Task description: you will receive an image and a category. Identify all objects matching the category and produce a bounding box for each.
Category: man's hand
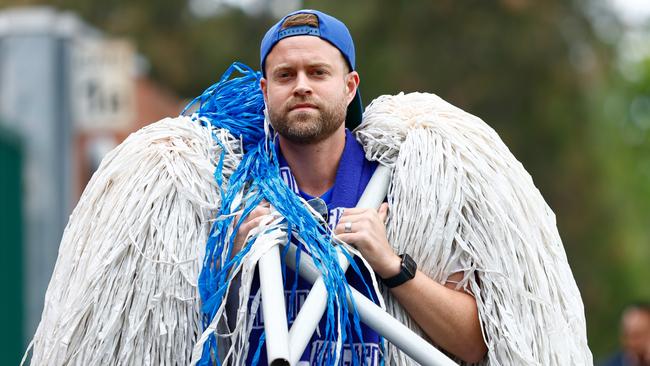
[333,202,401,278]
[334,201,487,362]
[232,202,271,255]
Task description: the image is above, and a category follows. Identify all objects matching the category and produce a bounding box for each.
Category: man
[234,9,487,364]
[604,303,650,366]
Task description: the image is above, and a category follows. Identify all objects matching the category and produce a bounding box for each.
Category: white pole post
[283,243,458,366]
[258,244,291,365]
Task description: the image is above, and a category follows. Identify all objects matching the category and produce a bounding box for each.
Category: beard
[268,95,348,145]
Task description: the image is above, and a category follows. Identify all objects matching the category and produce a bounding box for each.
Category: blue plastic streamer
[184,63,373,366]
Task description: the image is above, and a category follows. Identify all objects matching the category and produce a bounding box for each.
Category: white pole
[287,248,348,364]
[349,285,458,366]
[283,243,458,366]
[354,165,393,209]
[258,244,291,366]
[287,165,392,364]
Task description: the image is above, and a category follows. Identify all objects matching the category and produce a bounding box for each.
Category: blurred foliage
[3,0,650,359]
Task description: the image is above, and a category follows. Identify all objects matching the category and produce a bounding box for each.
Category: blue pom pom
[182,62,265,151]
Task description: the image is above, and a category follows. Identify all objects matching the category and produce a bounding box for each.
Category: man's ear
[260,78,268,104]
[345,71,360,104]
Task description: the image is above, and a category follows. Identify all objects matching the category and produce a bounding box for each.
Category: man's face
[622,308,650,363]
[261,36,359,145]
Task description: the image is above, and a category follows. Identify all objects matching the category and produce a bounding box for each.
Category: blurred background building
[1,0,649,364]
[0,6,182,364]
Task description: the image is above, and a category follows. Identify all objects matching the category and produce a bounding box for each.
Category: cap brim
[345,89,363,130]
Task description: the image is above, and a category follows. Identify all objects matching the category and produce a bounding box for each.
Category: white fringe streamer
[356,92,592,366]
[24,116,242,366]
[189,203,291,366]
[25,92,592,366]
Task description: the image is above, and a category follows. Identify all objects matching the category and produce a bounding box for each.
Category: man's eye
[312,69,326,76]
[276,71,292,79]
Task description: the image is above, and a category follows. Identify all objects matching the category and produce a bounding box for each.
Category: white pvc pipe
[355,165,393,209]
[287,249,347,364]
[287,165,392,364]
[349,286,458,366]
[283,243,458,366]
[258,244,290,366]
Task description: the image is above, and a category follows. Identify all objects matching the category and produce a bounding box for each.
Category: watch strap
[381,253,417,288]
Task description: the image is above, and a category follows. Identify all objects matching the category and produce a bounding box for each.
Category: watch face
[402,254,417,278]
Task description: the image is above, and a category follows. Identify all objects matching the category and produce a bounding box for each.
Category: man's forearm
[389,271,488,363]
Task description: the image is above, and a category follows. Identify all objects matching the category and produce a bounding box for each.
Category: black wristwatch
[381,253,417,288]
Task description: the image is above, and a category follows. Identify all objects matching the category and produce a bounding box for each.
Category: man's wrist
[380,253,418,288]
[376,253,402,279]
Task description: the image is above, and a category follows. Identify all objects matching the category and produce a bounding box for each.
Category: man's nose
[293,72,312,96]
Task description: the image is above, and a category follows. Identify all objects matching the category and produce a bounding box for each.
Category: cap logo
[278,25,320,40]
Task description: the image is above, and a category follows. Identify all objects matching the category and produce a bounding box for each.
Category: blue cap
[260,9,363,130]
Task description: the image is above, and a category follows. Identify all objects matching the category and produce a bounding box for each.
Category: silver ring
[344,221,352,233]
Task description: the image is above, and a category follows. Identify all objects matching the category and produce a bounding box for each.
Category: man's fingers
[233,209,273,254]
[338,208,384,228]
[378,202,389,223]
[338,210,372,224]
[242,205,271,223]
[336,233,362,247]
[234,204,270,226]
[252,205,272,215]
[242,215,268,231]
[340,207,370,216]
[334,217,371,236]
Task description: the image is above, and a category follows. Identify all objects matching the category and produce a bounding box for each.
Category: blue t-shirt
[246,130,382,365]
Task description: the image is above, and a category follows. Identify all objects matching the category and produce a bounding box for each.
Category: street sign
[70,39,135,131]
